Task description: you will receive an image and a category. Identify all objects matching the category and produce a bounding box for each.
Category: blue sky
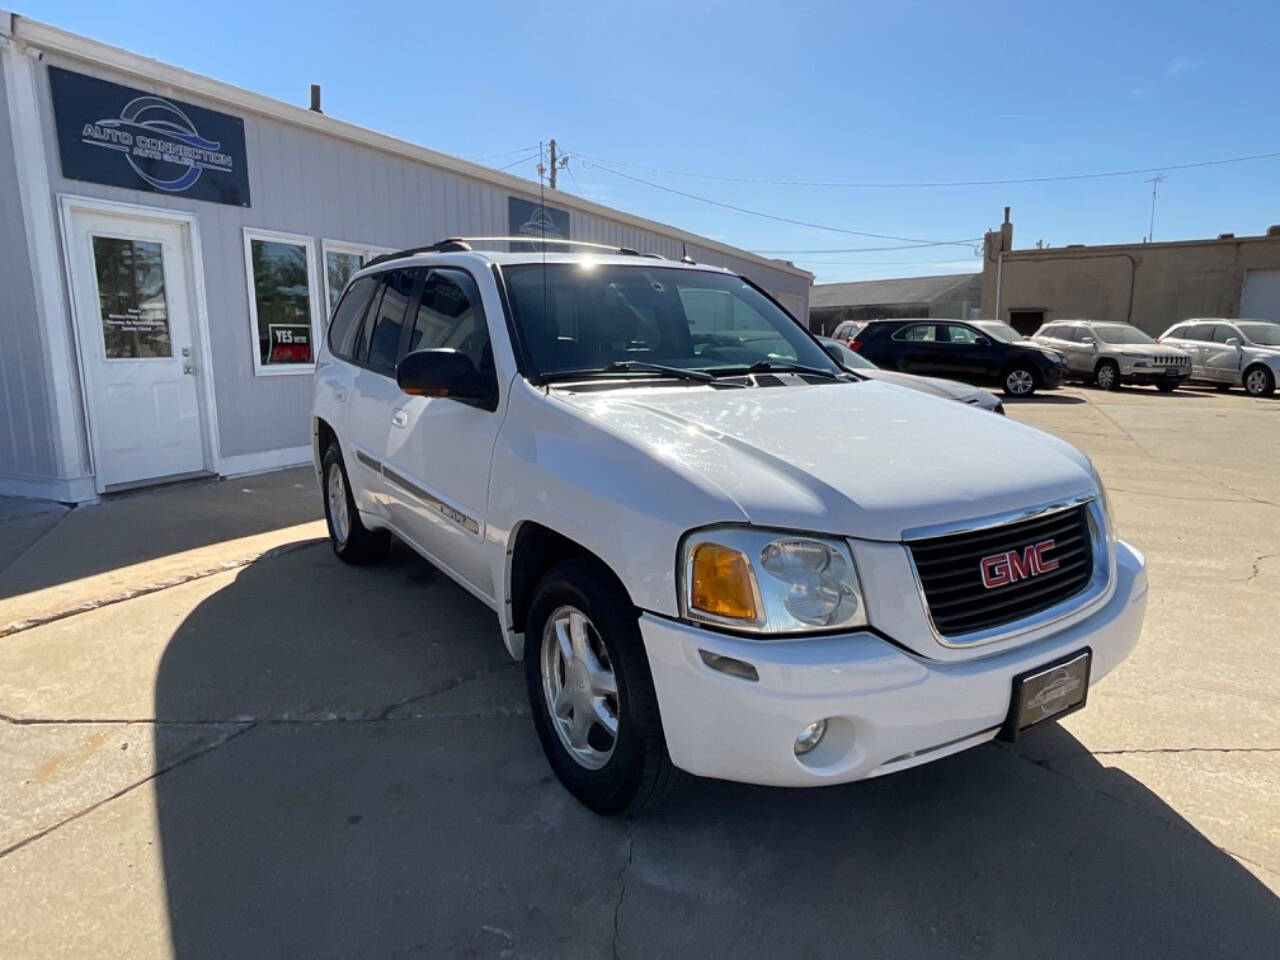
[19,0,1280,283]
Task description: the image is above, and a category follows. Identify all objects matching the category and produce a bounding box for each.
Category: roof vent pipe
[1267,225,1280,237]
[309,84,322,113]
[1218,232,1235,240]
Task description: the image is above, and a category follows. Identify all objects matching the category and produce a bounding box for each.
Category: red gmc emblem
[980,539,1059,589]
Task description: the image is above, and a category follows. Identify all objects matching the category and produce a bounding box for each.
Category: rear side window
[408,269,493,372]
[364,269,416,373]
[1184,323,1214,341]
[327,275,377,360]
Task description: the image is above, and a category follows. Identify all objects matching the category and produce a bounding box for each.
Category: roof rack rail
[364,238,471,267]
[364,236,657,268]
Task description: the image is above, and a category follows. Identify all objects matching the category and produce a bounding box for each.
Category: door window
[408,269,493,372]
[895,324,936,342]
[1209,325,1238,343]
[1184,323,1214,341]
[91,236,172,359]
[365,269,416,373]
[943,324,981,345]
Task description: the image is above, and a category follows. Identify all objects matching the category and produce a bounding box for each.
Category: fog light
[794,719,827,755]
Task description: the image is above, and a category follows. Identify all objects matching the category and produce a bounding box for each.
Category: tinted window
[1184,323,1214,341]
[365,269,415,372]
[1236,321,1280,346]
[897,324,936,342]
[1209,324,1237,344]
[409,269,492,371]
[327,275,378,360]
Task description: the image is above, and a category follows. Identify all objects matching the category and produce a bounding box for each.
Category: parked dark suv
[849,318,1067,397]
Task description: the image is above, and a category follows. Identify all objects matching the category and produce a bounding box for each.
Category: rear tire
[1244,365,1276,397]
[322,444,390,565]
[524,557,681,815]
[1094,360,1120,391]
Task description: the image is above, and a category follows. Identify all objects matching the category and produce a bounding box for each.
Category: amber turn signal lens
[690,543,757,621]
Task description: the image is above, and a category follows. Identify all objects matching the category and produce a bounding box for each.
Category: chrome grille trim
[904,497,1113,648]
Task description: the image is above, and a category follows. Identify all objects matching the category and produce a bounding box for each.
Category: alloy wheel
[1006,369,1035,396]
[1245,368,1271,396]
[540,605,619,770]
[1096,364,1117,390]
[326,463,350,546]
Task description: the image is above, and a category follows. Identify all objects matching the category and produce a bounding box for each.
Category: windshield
[820,338,876,369]
[1094,325,1155,345]
[974,321,1023,343]
[1237,322,1280,346]
[502,263,840,379]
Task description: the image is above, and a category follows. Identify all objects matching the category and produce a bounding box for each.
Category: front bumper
[641,540,1147,787]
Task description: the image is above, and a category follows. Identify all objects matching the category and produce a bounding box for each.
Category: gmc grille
[908,504,1094,638]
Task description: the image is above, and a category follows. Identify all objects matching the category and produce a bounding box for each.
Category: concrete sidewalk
[0,467,325,636]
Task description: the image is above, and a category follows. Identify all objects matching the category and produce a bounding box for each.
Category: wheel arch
[1243,361,1276,394]
[505,521,632,659]
[312,416,338,482]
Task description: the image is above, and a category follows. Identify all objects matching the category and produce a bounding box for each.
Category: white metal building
[0,12,812,503]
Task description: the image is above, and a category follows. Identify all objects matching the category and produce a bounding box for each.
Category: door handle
[391,410,408,428]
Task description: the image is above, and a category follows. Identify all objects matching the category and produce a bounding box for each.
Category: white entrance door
[64,206,208,491]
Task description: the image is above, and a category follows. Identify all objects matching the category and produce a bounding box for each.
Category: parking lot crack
[612,831,634,960]
[373,661,519,720]
[1234,552,1280,584]
[0,721,256,860]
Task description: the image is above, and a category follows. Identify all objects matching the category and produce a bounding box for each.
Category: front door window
[92,236,172,359]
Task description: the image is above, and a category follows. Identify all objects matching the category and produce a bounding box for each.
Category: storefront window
[92,236,171,359]
[246,233,316,370]
[325,250,364,315]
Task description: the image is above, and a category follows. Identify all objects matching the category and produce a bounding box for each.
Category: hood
[1112,344,1189,359]
[554,380,1094,541]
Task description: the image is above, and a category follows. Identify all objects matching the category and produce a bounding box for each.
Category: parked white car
[1156,318,1280,396]
[312,240,1148,814]
[1032,319,1192,391]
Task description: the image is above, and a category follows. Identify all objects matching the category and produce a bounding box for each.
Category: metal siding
[0,58,59,481]
[36,52,810,461]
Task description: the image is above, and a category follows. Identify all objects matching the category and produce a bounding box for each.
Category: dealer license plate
[1000,649,1091,740]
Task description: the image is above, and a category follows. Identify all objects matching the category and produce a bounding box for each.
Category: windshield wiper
[714,359,843,380]
[539,360,714,384]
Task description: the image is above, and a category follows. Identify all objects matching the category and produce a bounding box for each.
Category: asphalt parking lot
[1,383,1278,959]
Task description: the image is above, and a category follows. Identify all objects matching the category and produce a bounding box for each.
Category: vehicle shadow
[152,547,1280,959]
[0,467,320,601]
[1002,393,1086,406]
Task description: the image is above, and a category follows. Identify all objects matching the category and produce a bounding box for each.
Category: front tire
[321,444,390,564]
[524,557,680,815]
[1002,365,1037,397]
[1244,365,1276,397]
[1094,360,1120,391]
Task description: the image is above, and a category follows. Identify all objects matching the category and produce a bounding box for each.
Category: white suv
[1156,318,1280,397]
[312,239,1147,814]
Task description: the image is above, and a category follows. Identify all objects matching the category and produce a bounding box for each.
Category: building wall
[981,233,1280,336]
[0,54,60,483]
[31,49,811,462]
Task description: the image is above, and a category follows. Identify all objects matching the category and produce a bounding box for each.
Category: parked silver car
[1032,319,1192,392]
[1156,318,1280,397]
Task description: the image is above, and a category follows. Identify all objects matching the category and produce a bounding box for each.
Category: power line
[578,157,980,246]
[754,244,983,254]
[475,144,540,161]
[495,150,541,172]
[574,149,1280,189]
[794,256,982,266]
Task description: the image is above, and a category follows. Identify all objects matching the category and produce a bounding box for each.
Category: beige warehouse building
[980,209,1280,336]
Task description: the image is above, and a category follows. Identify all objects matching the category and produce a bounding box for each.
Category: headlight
[1089,462,1117,542]
[1132,356,1153,368]
[681,528,868,634]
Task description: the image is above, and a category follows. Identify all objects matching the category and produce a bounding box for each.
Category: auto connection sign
[48,66,251,207]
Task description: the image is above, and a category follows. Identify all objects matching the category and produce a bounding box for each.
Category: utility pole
[548,139,558,190]
[1145,174,1165,242]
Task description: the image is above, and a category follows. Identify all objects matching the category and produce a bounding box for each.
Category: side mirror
[1226,337,1242,347]
[974,336,991,346]
[397,348,492,403]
